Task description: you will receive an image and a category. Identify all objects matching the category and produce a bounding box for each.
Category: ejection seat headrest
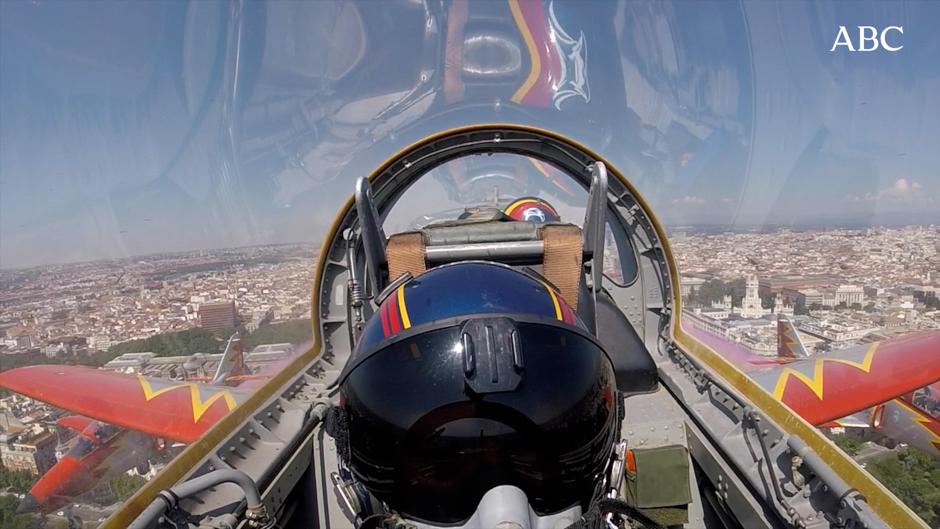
[385,218,583,310]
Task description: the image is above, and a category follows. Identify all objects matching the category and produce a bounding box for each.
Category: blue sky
[1,1,938,268]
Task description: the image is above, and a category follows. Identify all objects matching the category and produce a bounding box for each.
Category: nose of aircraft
[16,494,39,514]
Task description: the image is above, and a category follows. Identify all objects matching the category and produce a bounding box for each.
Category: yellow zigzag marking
[138,376,238,423]
[508,0,540,104]
[781,328,800,355]
[772,343,879,400]
[896,399,940,451]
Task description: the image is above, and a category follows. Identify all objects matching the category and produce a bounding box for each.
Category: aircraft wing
[682,320,788,370]
[751,331,940,426]
[0,365,251,443]
[882,398,940,454]
[819,411,871,429]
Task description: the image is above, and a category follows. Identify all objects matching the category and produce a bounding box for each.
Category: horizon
[2,222,936,273]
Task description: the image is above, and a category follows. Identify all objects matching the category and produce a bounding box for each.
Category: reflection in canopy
[1,0,938,526]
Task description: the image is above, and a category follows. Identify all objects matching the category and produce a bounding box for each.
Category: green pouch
[622,445,692,526]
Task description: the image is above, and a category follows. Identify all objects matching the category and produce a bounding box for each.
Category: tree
[242,319,312,351]
[831,434,863,456]
[107,328,222,358]
[868,448,940,528]
[727,278,748,306]
[793,301,809,316]
[1,351,64,373]
[0,495,35,529]
[110,473,147,502]
[0,467,36,494]
[759,292,775,309]
[687,279,747,307]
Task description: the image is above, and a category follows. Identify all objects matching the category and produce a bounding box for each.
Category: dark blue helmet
[355,261,579,351]
[339,262,617,524]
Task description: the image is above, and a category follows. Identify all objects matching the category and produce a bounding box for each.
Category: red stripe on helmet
[387,293,403,334]
[559,297,577,324]
[380,301,391,337]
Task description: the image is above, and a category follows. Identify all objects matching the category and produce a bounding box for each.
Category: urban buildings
[676,226,940,357]
[0,244,314,358]
[0,425,57,475]
[198,301,238,334]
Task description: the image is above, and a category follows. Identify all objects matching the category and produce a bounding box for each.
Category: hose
[127,469,272,529]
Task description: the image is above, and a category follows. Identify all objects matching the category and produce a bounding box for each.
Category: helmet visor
[342,322,617,523]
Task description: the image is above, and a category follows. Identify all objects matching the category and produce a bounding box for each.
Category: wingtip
[16,494,39,514]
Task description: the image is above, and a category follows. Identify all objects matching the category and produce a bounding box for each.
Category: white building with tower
[774,296,794,316]
[737,275,766,318]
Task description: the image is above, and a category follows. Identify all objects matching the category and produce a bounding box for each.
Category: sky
[1,0,939,269]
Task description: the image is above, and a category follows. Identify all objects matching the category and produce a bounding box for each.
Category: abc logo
[830,26,903,52]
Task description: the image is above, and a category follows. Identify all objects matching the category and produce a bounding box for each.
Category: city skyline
[2,226,935,379]
[1,221,938,272]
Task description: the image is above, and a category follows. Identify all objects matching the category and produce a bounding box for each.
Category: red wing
[0,365,250,443]
[752,331,940,425]
[57,414,95,432]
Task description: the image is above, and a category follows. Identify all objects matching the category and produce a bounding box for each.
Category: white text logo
[830,26,903,52]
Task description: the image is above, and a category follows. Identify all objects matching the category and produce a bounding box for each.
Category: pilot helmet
[337,262,618,524]
[503,197,561,223]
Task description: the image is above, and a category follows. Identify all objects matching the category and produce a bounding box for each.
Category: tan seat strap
[541,225,583,310]
[386,232,427,281]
